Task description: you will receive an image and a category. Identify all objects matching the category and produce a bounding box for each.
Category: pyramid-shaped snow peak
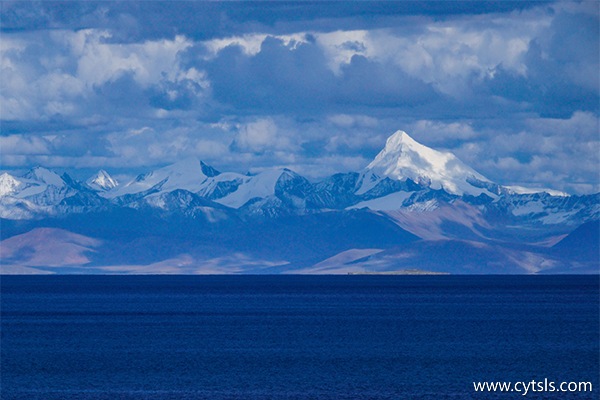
[87,170,118,191]
[364,130,493,196]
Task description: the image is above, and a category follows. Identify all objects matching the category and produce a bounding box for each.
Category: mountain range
[1,130,598,274]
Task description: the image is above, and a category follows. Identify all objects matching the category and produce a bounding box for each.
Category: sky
[1,1,598,194]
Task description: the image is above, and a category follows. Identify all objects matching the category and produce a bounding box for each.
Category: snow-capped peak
[24,167,66,188]
[106,158,210,198]
[87,170,118,191]
[362,130,492,196]
[0,173,22,196]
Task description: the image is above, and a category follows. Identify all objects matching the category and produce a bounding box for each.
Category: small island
[348,269,450,275]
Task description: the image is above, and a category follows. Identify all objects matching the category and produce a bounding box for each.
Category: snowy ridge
[349,190,413,211]
[24,167,65,188]
[105,158,208,198]
[214,169,291,208]
[196,171,246,200]
[503,185,568,197]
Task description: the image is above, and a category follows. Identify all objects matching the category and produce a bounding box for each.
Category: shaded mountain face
[552,220,600,261]
[0,131,598,274]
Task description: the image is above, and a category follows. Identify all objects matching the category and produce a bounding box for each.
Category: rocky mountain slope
[1,131,597,274]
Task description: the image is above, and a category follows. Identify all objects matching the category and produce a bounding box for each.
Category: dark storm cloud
[1,1,551,40]
[335,55,438,107]
[205,38,439,115]
[484,53,598,118]
[205,36,336,114]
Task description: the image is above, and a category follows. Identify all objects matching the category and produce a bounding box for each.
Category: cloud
[335,55,439,107]
[1,2,550,42]
[0,135,51,156]
[328,114,379,129]
[0,2,597,194]
[0,29,203,122]
[454,112,600,193]
[105,124,231,167]
[74,31,193,88]
[4,4,593,122]
[409,120,478,145]
[231,118,295,154]
[480,4,599,117]
[203,33,440,114]
[194,5,592,118]
[526,111,599,141]
[205,36,336,113]
[320,12,547,99]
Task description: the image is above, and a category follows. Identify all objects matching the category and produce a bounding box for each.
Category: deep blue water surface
[1,275,598,399]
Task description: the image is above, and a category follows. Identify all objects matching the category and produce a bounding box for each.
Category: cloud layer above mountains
[1,1,598,194]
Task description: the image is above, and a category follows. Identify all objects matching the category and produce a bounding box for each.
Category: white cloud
[328,114,378,128]
[0,135,51,155]
[197,9,549,99]
[194,140,229,158]
[204,34,269,57]
[233,118,295,154]
[203,32,308,57]
[73,30,193,88]
[315,30,370,74]
[104,124,230,167]
[526,111,599,139]
[409,120,478,144]
[457,112,600,193]
[361,16,545,97]
[0,29,203,121]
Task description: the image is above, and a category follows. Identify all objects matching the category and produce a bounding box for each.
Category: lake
[1,275,598,399]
